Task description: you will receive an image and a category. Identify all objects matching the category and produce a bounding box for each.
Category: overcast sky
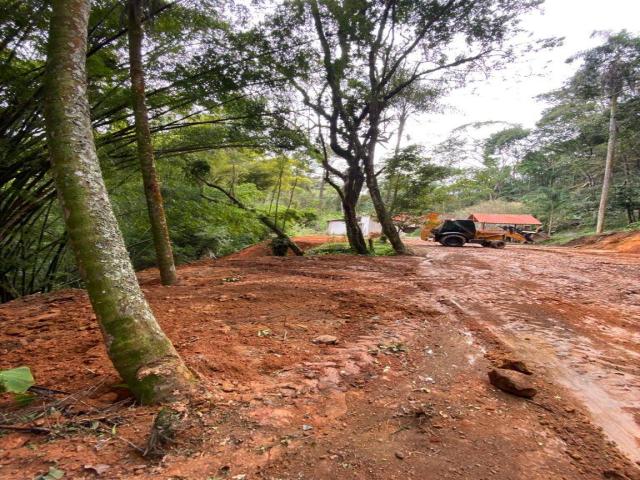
[405,0,640,152]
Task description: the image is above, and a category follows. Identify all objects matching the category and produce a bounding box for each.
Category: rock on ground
[488,368,538,399]
[500,359,533,375]
[312,335,338,345]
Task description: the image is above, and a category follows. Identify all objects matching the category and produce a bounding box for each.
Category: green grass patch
[540,228,594,245]
[307,241,395,256]
[625,221,640,231]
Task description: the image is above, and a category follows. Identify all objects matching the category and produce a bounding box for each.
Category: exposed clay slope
[0,240,638,479]
[565,229,640,254]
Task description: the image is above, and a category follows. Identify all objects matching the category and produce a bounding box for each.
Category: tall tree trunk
[317,130,368,254]
[342,167,368,254]
[127,0,177,285]
[282,173,299,230]
[44,0,194,404]
[621,155,636,224]
[364,157,408,254]
[596,94,618,234]
[362,105,407,255]
[273,160,285,226]
[389,174,402,215]
[625,203,635,224]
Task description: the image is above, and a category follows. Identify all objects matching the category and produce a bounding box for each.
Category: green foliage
[382,145,452,214]
[540,227,596,245]
[34,466,65,480]
[370,242,396,256]
[625,221,640,231]
[0,0,308,301]
[568,30,640,100]
[307,243,354,255]
[0,366,35,394]
[307,241,394,257]
[425,32,640,235]
[108,158,270,268]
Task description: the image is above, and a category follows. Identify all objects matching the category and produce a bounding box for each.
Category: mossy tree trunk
[44,0,194,404]
[317,133,368,254]
[127,0,177,285]
[341,168,369,254]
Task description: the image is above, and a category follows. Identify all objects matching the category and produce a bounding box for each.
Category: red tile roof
[468,213,542,225]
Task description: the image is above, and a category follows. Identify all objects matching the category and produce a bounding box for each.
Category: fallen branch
[96,426,144,454]
[28,385,69,396]
[0,424,51,434]
[199,179,303,256]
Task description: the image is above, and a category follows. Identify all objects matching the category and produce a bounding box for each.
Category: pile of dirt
[227,235,338,259]
[564,229,640,254]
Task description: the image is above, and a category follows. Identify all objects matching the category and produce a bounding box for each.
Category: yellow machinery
[420,213,442,241]
[420,214,535,248]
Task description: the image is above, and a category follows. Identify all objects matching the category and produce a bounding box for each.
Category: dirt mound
[227,235,339,258]
[564,229,640,254]
[227,240,272,258]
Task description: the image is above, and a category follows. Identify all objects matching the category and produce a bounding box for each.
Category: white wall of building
[327,220,347,235]
[326,215,382,236]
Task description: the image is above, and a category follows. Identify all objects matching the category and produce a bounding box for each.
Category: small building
[326,215,382,237]
[468,213,542,231]
[326,218,348,236]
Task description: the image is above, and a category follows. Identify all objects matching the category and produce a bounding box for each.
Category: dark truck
[430,219,532,248]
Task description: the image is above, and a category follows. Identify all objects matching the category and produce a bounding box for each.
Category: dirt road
[410,241,640,464]
[0,239,639,479]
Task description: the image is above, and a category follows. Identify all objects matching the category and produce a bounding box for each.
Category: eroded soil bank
[0,239,638,479]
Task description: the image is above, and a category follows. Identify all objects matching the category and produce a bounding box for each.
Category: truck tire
[491,240,506,249]
[440,235,466,247]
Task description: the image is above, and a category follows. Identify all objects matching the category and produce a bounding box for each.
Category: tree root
[144,407,182,458]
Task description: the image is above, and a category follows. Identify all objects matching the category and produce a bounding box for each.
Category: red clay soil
[564,230,640,254]
[1,238,639,479]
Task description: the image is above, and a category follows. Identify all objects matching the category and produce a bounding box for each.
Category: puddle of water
[553,362,640,462]
[497,318,640,463]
